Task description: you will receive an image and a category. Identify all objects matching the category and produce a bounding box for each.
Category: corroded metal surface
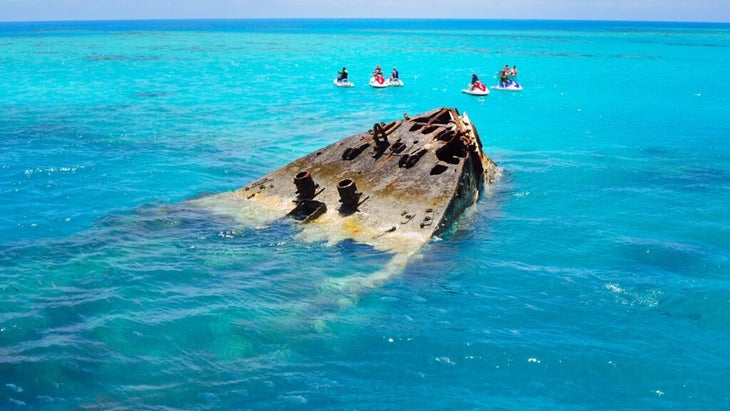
[194,107,499,254]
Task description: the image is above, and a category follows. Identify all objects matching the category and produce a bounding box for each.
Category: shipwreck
[194,107,499,256]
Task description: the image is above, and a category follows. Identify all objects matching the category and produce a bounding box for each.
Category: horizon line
[2,17,729,25]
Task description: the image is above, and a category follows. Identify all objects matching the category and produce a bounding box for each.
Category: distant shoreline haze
[1,18,729,30]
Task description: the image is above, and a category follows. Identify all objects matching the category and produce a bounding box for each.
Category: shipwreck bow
[194,107,499,256]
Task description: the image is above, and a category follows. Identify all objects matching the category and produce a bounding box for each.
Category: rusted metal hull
[195,107,498,254]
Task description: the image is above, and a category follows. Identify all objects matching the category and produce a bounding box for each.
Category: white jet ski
[493,79,523,91]
[369,75,389,88]
[461,81,490,96]
[387,77,404,87]
[334,78,355,87]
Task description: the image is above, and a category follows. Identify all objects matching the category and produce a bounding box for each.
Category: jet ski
[387,77,404,87]
[493,79,522,91]
[369,75,389,88]
[334,78,354,87]
[461,81,489,96]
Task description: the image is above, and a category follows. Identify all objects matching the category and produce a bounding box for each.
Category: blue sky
[1,0,729,22]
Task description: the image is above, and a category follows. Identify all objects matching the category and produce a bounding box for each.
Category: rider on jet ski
[468,73,484,91]
[337,67,349,82]
[390,67,399,81]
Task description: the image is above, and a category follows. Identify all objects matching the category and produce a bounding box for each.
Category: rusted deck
[193,107,498,254]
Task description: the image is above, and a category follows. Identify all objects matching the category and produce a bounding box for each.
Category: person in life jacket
[500,69,510,87]
[390,67,399,80]
[469,73,484,91]
[372,64,385,84]
[337,67,348,82]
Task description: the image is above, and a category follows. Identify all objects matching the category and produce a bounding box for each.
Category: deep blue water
[1,19,729,410]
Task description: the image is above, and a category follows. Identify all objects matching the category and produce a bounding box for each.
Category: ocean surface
[1,19,729,410]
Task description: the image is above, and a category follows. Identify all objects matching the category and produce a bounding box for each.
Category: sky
[1,0,729,23]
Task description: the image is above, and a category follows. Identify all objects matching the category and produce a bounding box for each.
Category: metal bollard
[294,171,316,199]
[337,178,361,209]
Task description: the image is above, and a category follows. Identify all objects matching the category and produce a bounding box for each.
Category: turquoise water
[2,19,730,409]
